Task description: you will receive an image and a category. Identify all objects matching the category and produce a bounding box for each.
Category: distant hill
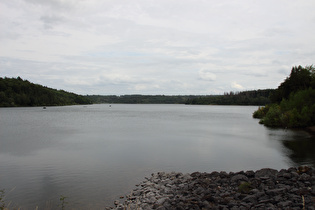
[0,77,92,107]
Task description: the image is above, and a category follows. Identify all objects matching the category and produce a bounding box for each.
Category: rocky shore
[107,166,315,210]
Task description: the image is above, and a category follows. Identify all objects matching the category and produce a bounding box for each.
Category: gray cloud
[1,0,315,95]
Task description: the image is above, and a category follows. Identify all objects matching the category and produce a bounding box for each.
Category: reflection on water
[265,127,315,167]
[282,132,315,167]
[0,104,314,209]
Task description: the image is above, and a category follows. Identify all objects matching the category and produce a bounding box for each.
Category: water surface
[0,104,314,209]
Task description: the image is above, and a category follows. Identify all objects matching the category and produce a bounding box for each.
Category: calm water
[0,104,314,209]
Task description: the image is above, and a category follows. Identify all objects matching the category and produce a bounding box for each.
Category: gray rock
[245,170,255,177]
[277,201,292,208]
[249,188,260,195]
[231,174,248,183]
[156,197,167,205]
[265,187,287,196]
[299,173,311,181]
[255,168,278,178]
[242,195,257,203]
[109,167,315,210]
[283,173,292,179]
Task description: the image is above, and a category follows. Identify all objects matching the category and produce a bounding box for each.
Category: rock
[242,195,257,203]
[299,173,311,181]
[245,170,255,177]
[114,200,119,206]
[265,188,287,196]
[278,201,292,208]
[156,197,167,205]
[109,167,315,210]
[255,168,278,178]
[283,172,292,179]
[231,174,248,183]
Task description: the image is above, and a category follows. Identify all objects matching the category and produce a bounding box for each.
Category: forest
[87,94,199,104]
[0,76,274,107]
[87,90,273,105]
[253,65,315,128]
[184,89,273,105]
[0,77,92,107]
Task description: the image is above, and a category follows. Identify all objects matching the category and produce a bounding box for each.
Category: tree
[253,65,315,128]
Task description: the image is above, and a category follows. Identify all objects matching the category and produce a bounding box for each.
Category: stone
[283,173,292,179]
[116,204,124,210]
[109,167,315,210]
[114,200,119,206]
[245,170,255,177]
[265,188,287,196]
[255,168,278,178]
[299,173,311,181]
[249,188,260,195]
[277,201,292,208]
[191,172,202,177]
[231,174,248,183]
[242,195,257,203]
[156,197,167,205]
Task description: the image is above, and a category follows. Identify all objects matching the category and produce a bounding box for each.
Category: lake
[0,104,314,209]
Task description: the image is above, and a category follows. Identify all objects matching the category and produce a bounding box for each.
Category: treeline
[253,65,315,128]
[87,90,273,105]
[87,94,198,104]
[185,89,273,105]
[0,77,92,107]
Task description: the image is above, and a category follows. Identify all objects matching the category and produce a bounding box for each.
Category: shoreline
[107,167,315,210]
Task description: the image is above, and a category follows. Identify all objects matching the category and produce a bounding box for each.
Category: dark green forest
[87,90,273,105]
[253,65,315,128]
[0,76,275,107]
[185,89,273,105]
[0,77,92,107]
[87,94,199,104]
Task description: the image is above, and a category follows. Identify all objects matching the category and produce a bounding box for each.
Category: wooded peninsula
[0,77,92,107]
[253,65,315,128]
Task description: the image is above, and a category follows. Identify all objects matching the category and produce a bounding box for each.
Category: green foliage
[253,105,270,119]
[87,90,273,105]
[0,77,92,107]
[263,89,315,128]
[260,104,282,127]
[87,94,200,104]
[238,182,252,194]
[185,89,274,105]
[270,65,314,103]
[254,65,315,128]
[59,195,68,210]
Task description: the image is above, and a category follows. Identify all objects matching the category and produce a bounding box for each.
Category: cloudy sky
[1,0,314,95]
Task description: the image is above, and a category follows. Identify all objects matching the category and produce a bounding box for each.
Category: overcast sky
[1,0,314,95]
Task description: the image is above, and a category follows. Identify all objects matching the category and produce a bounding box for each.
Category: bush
[253,105,269,119]
[256,88,315,128]
[261,105,282,127]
